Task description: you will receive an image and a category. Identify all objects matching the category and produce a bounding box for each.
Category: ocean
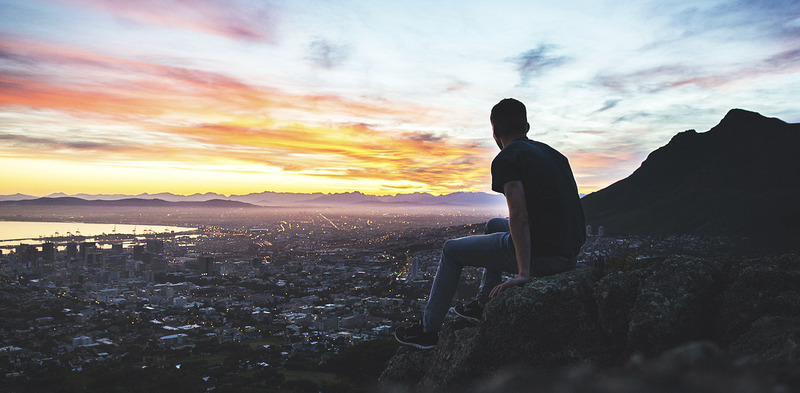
[0,221,194,247]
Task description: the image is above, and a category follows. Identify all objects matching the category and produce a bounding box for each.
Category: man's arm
[489,180,531,298]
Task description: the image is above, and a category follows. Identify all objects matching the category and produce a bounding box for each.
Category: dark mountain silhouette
[581,109,800,243]
[0,197,257,208]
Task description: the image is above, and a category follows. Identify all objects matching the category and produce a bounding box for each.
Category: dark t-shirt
[491,137,586,258]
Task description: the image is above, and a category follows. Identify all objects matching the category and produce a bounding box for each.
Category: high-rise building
[79,242,96,264]
[104,254,125,272]
[586,225,593,237]
[146,239,164,254]
[199,254,215,276]
[40,243,55,263]
[65,243,78,260]
[132,245,145,261]
[15,244,37,268]
[149,255,167,273]
[86,252,103,269]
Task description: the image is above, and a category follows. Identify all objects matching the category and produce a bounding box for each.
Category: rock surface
[379,254,800,392]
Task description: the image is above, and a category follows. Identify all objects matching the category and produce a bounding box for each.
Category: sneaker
[394,322,438,350]
[451,301,483,323]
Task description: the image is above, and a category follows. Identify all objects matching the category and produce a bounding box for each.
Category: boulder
[717,254,800,344]
[379,254,800,392]
[594,271,640,354]
[465,341,799,393]
[625,257,722,356]
[381,264,603,392]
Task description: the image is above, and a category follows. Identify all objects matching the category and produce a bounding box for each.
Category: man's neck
[499,134,528,148]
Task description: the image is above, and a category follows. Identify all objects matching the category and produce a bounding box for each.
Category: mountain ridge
[581,108,800,243]
[0,197,257,208]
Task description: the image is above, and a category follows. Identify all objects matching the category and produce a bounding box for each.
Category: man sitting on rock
[395,98,586,349]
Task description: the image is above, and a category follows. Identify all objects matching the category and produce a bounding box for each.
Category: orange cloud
[160,121,492,189]
[566,151,643,194]
[0,36,494,195]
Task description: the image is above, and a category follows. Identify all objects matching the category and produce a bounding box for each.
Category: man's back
[491,137,585,258]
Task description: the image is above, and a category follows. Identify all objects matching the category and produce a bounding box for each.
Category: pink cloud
[68,0,279,43]
[598,46,800,93]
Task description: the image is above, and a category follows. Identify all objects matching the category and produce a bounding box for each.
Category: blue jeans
[422,218,576,332]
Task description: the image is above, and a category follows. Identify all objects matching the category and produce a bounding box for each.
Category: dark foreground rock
[379,254,800,392]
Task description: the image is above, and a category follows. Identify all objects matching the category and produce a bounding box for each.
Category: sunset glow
[2,0,799,196]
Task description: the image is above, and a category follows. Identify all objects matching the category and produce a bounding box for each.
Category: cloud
[68,0,279,42]
[762,47,800,69]
[306,38,350,69]
[0,36,493,194]
[669,46,800,89]
[0,132,154,156]
[567,149,647,193]
[594,99,622,113]
[443,80,470,93]
[606,2,800,95]
[572,130,608,136]
[719,0,799,39]
[402,132,444,143]
[156,121,493,191]
[509,44,568,85]
[0,36,424,120]
[596,65,694,94]
[595,42,800,95]
[645,0,800,46]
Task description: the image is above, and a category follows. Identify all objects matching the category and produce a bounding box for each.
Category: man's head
[491,98,530,149]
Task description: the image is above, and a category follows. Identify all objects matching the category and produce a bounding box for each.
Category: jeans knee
[441,239,465,266]
[485,217,508,234]
[442,239,456,256]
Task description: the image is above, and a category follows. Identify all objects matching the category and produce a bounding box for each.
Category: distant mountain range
[0,197,254,208]
[581,108,800,242]
[0,191,507,208]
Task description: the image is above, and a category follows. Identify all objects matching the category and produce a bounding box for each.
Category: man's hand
[489,274,530,298]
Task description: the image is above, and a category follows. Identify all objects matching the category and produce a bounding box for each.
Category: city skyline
[2,0,799,197]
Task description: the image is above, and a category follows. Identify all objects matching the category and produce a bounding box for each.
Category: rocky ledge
[379,253,800,392]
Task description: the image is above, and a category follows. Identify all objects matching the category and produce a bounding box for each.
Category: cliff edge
[379,254,800,392]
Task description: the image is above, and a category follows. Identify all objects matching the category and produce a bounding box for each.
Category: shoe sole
[394,332,436,350]
[450,306,481,323]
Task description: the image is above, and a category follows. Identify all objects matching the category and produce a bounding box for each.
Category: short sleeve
[491,151,523,194]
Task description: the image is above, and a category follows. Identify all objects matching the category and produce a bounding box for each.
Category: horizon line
[1,190,521,198]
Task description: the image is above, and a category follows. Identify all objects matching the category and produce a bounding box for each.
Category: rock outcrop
[379,254,800,392]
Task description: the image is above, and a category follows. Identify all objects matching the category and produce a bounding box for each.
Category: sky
[1,0,799,197]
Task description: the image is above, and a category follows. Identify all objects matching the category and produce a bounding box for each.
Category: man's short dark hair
[491,98,528,137]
